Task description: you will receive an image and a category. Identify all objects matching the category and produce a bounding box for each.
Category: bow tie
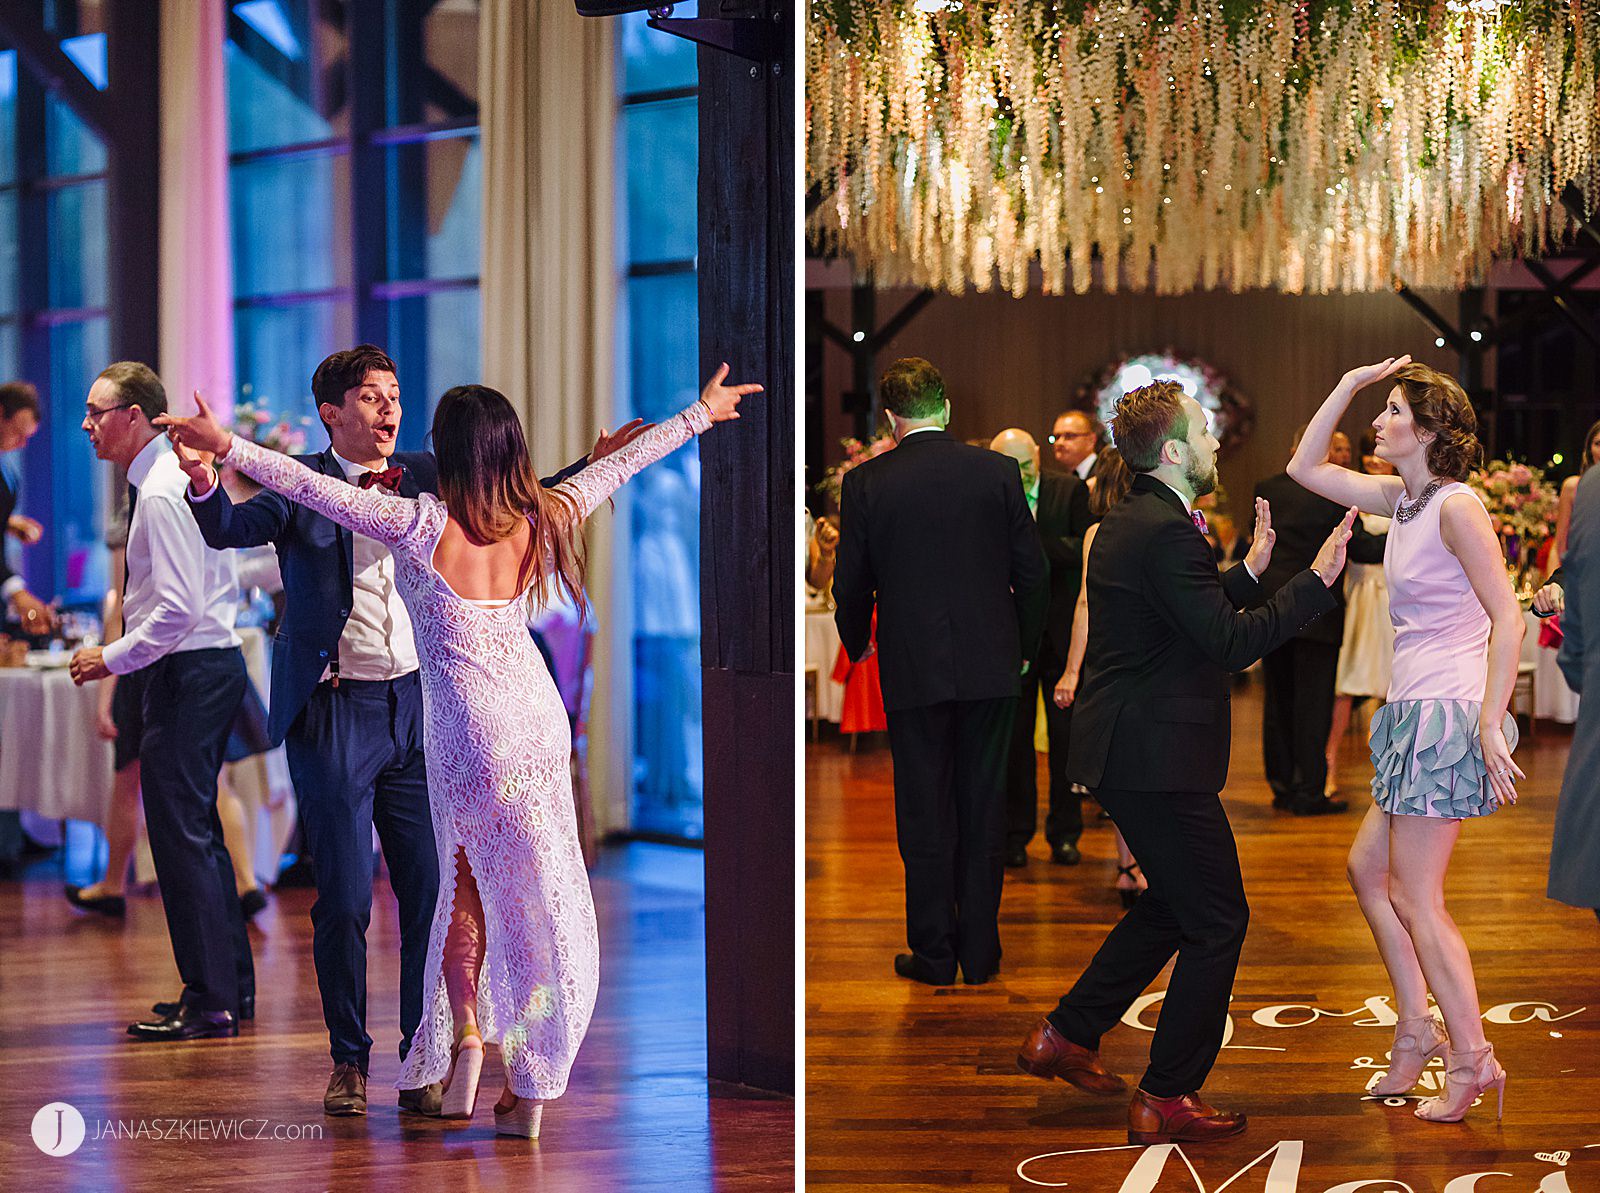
[1190,510,1209,535]
[358,466,404,491]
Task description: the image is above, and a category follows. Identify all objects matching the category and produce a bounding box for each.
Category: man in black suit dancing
[1016,380,1353,1144]
[834,359,1048,987]
[989,428,1093,867]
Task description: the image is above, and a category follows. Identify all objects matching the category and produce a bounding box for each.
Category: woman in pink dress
[1287,357,1523,1124]
[159,367,758,1138]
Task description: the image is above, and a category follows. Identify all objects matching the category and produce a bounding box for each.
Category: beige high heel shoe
[1369,1014,1449,1096]
[440,1026,484,1119]
[494,1092,545,1139]
[1414,1043,1507,1123]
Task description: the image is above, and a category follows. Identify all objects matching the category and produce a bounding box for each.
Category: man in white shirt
[69,361,253,1042]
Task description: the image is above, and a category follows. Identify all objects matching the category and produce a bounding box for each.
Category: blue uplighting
[234,1,303,61]
[60,34,107,92]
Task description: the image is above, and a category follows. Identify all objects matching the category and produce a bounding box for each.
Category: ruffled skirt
[1368,699,1518,819]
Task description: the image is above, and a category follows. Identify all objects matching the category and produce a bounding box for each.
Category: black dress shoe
[893,953,956,986]
[65,885,126,917]
[1291,795,1348,816]
[1050,843,1081,866]
[1005,845,1028,868]
[239,888,268,919]
[127,1005,238,1041]
[1271,793,1294,810]
[152,992,253,1021]
[961,963,999,986]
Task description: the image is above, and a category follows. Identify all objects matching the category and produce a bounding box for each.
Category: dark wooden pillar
[696,1,794,1095]
[105,0,160,367]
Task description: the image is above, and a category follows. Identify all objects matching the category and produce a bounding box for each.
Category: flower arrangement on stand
[232,402,313,456]
[1468,459,1559,590]
[818,430,896,507]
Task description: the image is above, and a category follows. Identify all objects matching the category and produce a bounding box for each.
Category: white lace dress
[223,402,712,1099]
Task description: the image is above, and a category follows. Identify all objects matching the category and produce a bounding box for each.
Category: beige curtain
[479,4,625,832]
[158,0,234,417]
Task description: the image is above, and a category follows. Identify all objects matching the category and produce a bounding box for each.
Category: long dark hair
[1088,447,1133,516]
[432,385,584,609]
[1581,417,1600,475]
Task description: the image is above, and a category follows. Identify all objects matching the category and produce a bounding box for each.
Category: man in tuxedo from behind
[1253,429,1381,815]
[834,359,1048,987]
[989,428,1093,867]
[1016,380,1352,1144]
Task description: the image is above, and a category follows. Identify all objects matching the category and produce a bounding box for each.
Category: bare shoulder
[1563,474,1581,496]
[1438,487,1494,552]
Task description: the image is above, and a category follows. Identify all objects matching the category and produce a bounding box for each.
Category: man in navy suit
[182,345,627,1116]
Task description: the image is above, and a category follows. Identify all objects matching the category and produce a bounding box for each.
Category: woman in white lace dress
[159,367,758,1137]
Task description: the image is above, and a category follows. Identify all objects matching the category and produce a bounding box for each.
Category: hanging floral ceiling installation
[807,1,1600,296]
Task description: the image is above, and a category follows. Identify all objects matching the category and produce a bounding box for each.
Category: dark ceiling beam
[0,6,112,139]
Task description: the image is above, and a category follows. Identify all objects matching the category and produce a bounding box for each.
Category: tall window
[225,0,480,440]
[0,11,112,608]
[618,14,702,839]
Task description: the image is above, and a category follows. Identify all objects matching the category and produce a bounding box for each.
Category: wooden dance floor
[807,680,1600,1191]
[0,843,792,1190]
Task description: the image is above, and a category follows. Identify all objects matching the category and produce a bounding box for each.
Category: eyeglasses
[84,403,135,425]
[1048,431,1094,444]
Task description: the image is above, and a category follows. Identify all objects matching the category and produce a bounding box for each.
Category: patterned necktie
[1190,509,1208,535]
[359,466,403,491]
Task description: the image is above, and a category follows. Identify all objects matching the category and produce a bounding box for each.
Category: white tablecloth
[0,627,296,885]
[0,662,113,822]
[1522,608,1580,724]
[805,606,845,724]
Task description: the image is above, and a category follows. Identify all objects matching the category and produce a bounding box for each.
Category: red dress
[832,610,887,733]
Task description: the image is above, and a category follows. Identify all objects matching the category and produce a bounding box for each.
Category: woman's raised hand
[153,391,234,457]
[1339,355,1412,393]
[699,363,763,423]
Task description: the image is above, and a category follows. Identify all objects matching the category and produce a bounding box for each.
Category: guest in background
[0,380,56,877]
[1253,428,1381,815]
[68,361,254,1042]
[990,428,1092,868]
[834,359,1047,987]
[0,381,56,637]
[807,513,840,595]
[1551,417,1600,574]
[1050,409,1102,481]
[1052,449,1145,905]
[65,501,141,917]
[1327,442,1395,793]
[1551,465,1600,924]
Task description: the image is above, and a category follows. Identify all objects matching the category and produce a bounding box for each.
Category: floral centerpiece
[1467,459,1559,585]
[818,430,895,505]
[232,402,312,456]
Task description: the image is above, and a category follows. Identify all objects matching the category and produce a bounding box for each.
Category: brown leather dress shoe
[1016,1018,1127,1095]
[1127,1088,1246,1144]
[324,1064,368,1116]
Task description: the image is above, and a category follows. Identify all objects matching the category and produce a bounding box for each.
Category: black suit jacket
[833,430,1048,713]
[1035,472,1094,661]
[1068,474,1337,793]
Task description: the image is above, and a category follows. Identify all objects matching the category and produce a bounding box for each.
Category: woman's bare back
[431,516,536,602]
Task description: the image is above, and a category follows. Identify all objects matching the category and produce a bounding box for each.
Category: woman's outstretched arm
[1053,523,1098,708]
[1286,358,1411,517]
[157,393,423,548]
[555,364,762,523]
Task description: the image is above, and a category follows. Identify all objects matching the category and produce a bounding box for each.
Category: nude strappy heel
[1369,1013,1449,1096]
[1414,1043,1506,1123]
